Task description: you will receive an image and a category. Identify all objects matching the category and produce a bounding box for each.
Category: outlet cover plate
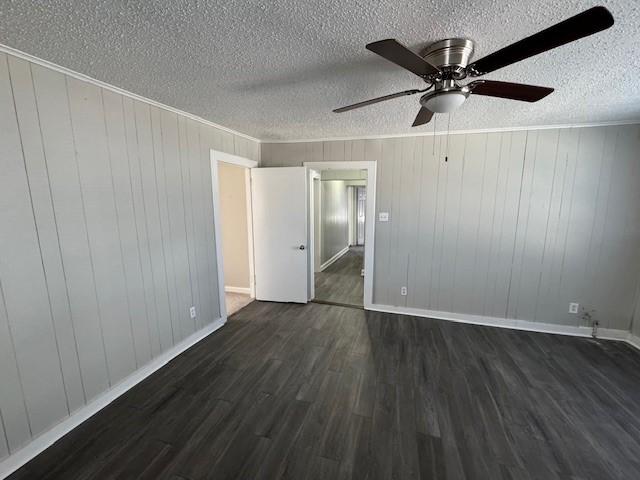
[569,303,579,314]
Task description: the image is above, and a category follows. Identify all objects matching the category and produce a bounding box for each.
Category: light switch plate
[378,212,389,222]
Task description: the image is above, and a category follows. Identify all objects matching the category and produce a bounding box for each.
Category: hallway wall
[218,162,251,291]
[320,180,349,265]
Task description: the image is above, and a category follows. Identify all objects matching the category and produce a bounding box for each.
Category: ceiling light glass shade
[422,91,467,113]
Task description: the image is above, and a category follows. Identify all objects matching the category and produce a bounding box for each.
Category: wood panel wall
[320,180,349,264]
[261,126,640,331]
[0,51,259,458]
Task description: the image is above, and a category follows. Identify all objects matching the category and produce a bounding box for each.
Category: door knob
[299,245,306,250]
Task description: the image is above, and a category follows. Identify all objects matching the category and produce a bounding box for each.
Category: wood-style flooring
[8,301,640,480]
[314,246,364,307]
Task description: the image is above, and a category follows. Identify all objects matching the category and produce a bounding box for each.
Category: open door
[251,167,308,303]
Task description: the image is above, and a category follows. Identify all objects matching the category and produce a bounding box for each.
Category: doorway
[210,150,257,318]
[211,157,375,310]
[308,166,371,308]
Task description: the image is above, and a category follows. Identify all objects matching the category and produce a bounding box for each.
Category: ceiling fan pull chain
[432,114,437,155]
[445,112,452,162]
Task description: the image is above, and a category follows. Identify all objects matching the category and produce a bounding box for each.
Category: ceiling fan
[333,6,614,127]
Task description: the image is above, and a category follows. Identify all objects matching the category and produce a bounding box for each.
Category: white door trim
[308,169,321,300]
[303,161,376,309]
[210,150,258,318]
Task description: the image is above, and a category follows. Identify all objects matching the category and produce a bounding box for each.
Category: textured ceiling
[1,0,639,141]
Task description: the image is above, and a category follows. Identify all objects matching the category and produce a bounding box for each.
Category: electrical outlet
[378,212,389,222]
[400,286,407,296]
[189,306,196,319]
[569,303,579,314]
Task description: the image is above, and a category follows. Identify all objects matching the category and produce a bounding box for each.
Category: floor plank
[8,301,640,480]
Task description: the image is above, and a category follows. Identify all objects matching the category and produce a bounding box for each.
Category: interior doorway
[309,167,368,308]
[210,151,257,318]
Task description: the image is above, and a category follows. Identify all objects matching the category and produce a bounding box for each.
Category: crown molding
[4,43,638,146]
[0,43,261,144]
[261,120,640,144]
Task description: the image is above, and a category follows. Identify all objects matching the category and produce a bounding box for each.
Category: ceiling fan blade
[467,6,614,76]
[412,107,434,127]
[333,89,424,113]
[366,39,440,77]
[468,80,554,102]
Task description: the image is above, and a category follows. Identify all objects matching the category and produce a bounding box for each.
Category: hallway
[314,246,364,307]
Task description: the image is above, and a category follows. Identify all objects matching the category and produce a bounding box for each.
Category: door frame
[303,161,377,309]
[307,169,322,300]
[210,149,258,321]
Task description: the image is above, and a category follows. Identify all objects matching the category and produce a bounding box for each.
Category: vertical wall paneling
[452,133,487,315]
[409,135,439,310]
[67,77,137,385]
[0,268,31,452]
[595,125,640,328]
[0,54,69,437]
[429,135,448,311]
[260,125,640,330]
[388,137,418,308]
[436,134,466,312]
[534,128,581,325]
[160,110,192,341]
[103,91,152,367]
[470,133,503,314]
[485,132,528,319]
[151,106,179,346]
[0,411,7,460]
[30,65,110,401]
[372,139,395,305]
[177,117,197,333]
[136,104,173,352]
[7,57,86,413]
[187,120,207,330]
[320,181,349,264]
[0,50,256,460]
[200,125,221,320]
[124,97,161,358]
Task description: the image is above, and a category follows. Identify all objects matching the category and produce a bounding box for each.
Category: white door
[251,167,308,303]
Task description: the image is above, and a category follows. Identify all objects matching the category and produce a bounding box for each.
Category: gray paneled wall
[0,51,259,458]
[262,125,640,331]
[632,283,640,337]
[320,180,349,264]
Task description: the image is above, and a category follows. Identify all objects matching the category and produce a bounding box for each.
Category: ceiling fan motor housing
[422,38,474,79]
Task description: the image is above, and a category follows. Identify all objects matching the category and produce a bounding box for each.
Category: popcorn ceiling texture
[0,0,638,141]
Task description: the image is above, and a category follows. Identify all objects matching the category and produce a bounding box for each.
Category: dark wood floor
[9,301,640,480]
[314,246,364,307]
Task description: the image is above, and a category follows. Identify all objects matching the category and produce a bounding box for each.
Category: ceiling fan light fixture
[421,89,468,113]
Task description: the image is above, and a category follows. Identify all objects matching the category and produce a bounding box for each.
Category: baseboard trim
[320,246,349,271]
[0,317,226,480]
[368,303,633,343]
[225,286,251,295]
[625,332,640,351]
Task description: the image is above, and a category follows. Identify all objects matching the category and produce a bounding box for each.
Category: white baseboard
[0,317,226,480]
[625,332,640,351]
[368,303,634,344]
[320,246,349,271]
[225,286,251,295]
